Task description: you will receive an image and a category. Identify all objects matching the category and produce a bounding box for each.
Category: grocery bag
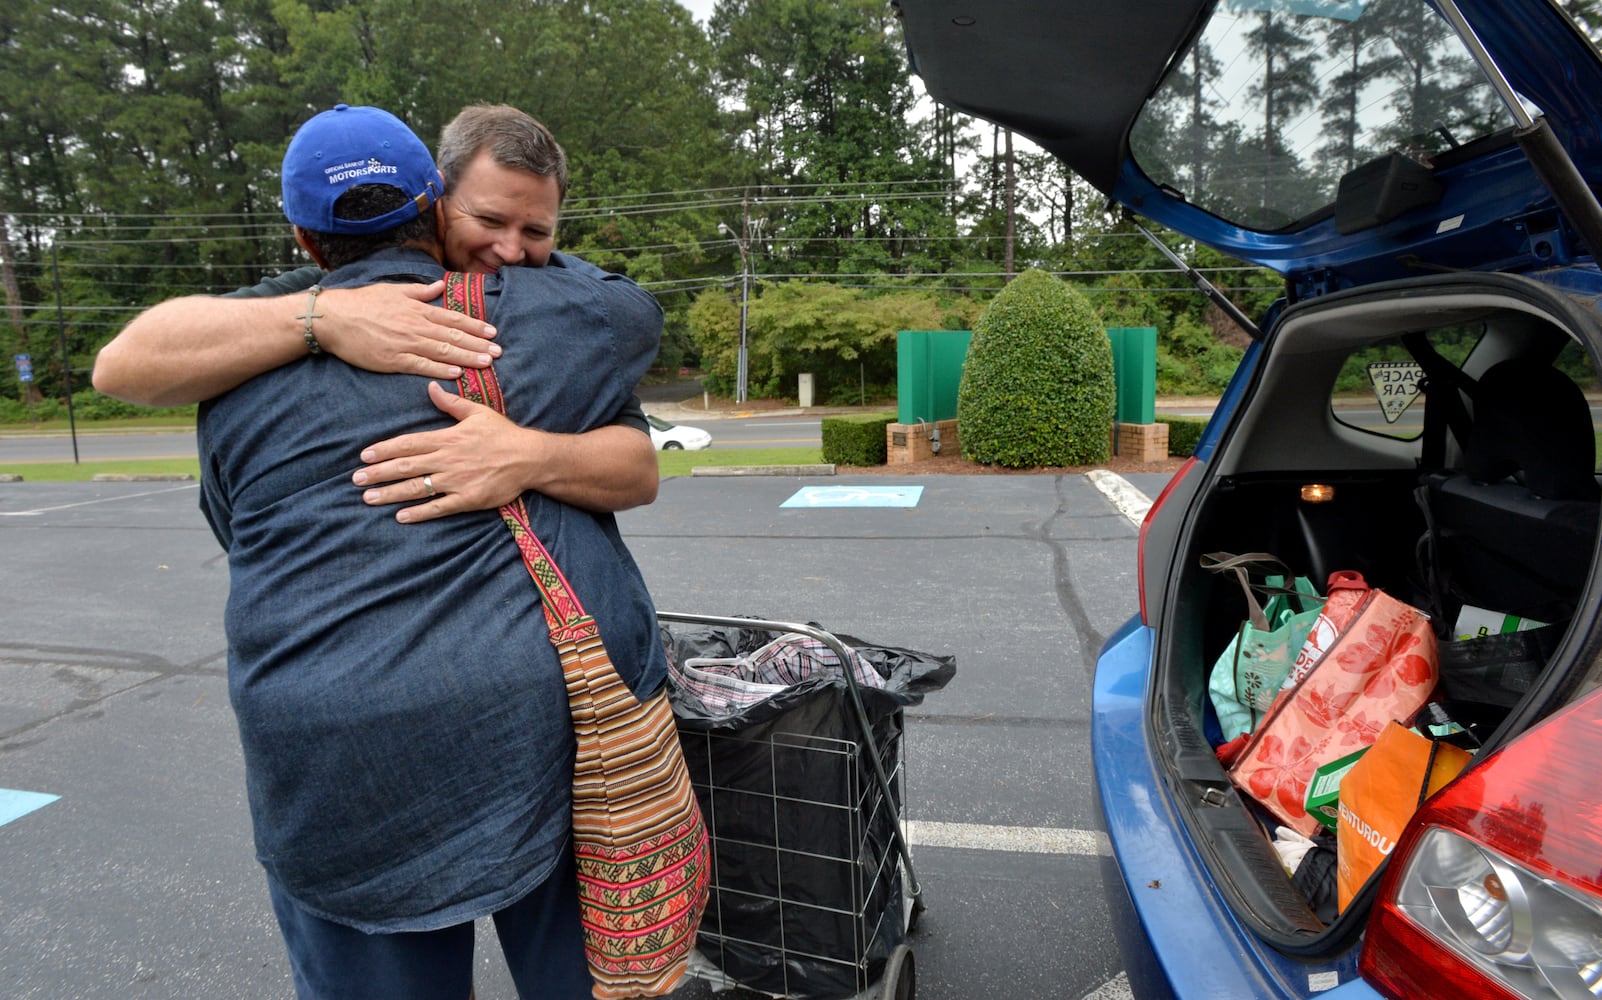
[1335,722,1471,911]
[1200,553,1325,741]
[1229,573,1439,836]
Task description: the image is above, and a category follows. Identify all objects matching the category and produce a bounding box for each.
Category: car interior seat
[1421,358,1601,624]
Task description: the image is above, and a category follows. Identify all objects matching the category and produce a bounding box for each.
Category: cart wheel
[879,944,915,1000]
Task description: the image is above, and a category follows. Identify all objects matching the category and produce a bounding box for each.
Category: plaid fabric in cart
[669,633,886,715]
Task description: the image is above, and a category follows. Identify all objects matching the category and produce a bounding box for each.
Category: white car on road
[647,415,711,451]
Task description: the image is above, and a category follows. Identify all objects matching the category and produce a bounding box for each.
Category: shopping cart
[658,613,926,1000]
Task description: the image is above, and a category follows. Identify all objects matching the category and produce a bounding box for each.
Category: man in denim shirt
[197,104,666,999]
[95,104,658,523]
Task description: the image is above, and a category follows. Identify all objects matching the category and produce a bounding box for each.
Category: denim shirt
[198,248,667,932]
[226,258,650,434]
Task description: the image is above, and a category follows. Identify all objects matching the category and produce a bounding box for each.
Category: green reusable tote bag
[1201,553,1324,741]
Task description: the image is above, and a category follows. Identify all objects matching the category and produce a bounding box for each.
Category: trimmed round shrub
[957,269,1115,467]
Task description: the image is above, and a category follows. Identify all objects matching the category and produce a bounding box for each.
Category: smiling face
[440,151,561,273]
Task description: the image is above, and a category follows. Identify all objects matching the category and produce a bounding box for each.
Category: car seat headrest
[1464,359,1599,501]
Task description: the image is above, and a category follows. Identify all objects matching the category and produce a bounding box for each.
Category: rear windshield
[1129,0,1519,230]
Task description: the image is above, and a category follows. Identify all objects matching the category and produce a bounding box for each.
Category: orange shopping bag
[1336,722,1472,911]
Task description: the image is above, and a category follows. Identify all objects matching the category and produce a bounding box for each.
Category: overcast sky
[677,0,715,24]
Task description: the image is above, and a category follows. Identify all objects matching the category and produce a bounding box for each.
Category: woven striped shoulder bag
[445,272,710,999]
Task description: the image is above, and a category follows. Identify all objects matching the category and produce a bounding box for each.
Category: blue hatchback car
[900,1,1602,997]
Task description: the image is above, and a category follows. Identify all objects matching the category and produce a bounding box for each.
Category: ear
[293,226,331,270]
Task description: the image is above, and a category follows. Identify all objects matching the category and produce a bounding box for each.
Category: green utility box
[1105,326,1158,425]
[896,330,972,424]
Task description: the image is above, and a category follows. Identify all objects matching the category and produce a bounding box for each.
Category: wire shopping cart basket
[658,613,930,1000]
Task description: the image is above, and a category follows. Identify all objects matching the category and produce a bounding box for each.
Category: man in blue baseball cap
[94,103,658,521]
[193,104,667,999]
[279,104,446,236]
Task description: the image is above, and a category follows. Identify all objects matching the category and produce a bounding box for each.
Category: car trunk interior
[1150,275,1602,952]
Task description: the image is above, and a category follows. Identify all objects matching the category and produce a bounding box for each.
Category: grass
[0,448,825,483]
[0,458,202,482]
[656,446,822,478]
[1,416,195,433]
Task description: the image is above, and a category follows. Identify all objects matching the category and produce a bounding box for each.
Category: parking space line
[905,820,1111,857]
[1081,973,1133,1000]
[0,483,198,516]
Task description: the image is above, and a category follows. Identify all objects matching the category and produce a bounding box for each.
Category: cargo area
[1146,276,1602,949]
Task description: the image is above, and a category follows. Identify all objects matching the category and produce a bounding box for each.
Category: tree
[1559,0,1602,40]
[1244,10,1321,218]
[957,268,1115,467]
[707,0,957,278]
[687,280,968,401]
[1317,12,1395,188]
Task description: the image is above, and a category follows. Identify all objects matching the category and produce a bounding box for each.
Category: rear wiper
[1123,210,1263,341]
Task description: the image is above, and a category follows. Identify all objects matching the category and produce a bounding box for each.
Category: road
[0,414,830,465]
[34,392,1594,465]
[0,470,1166,999]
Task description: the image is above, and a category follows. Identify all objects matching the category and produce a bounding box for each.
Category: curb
[90,473,196,482]
[690,464,836,477]
[1086,469,1153,526]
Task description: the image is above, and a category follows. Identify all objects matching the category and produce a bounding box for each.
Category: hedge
[821,414,895,466]
[1158,415,1207,457]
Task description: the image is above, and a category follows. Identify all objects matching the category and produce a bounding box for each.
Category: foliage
[1152,314,1247,395]
[70,389,197,422]
[685,280,961,400]
[0,0,1278,407]
[707,0,958,276]
[0,389,197,424]
[820,414,894,466]
[0,396,37,424]
[1158,415,1207,458]
[957,269,1116,467]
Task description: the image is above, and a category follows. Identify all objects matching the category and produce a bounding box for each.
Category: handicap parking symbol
[780,486,924,508]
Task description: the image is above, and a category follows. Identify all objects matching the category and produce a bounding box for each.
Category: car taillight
[1360,688,1602,1000]
[1137,457,1197,626]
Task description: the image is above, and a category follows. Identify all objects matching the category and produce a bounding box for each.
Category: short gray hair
[436,105,569,203]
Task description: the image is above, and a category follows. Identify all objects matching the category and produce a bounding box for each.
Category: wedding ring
[423,474,437,497]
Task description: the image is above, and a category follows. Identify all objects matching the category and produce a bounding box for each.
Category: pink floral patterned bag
[1228,573,1439,836]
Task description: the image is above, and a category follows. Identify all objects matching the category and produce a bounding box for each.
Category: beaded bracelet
[296,284,325,354]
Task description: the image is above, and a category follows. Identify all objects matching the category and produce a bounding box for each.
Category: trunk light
[1361,689,1602,1000]
[1301,483,1336,503]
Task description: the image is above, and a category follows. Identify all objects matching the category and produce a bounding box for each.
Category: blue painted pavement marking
[0,789,60,828]
[780,485,925,509]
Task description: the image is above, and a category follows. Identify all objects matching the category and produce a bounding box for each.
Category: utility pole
[1004,128,1016,281]
[718,193,758,404]
[51,243,80,463]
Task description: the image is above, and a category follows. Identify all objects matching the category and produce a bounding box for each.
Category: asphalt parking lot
[0,468,1174,999]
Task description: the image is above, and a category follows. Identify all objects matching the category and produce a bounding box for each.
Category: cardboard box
[1304,745,1371,832]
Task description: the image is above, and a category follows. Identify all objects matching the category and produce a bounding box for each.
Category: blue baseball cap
[281,104,444,235]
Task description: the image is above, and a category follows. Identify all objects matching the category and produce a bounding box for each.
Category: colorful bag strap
[442,271,595,644]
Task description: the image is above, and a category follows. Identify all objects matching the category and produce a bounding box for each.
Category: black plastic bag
[1437,623,1562,712]
[661,620,954,998]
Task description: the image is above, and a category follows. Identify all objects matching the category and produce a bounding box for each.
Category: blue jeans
[266,846,591,1000]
